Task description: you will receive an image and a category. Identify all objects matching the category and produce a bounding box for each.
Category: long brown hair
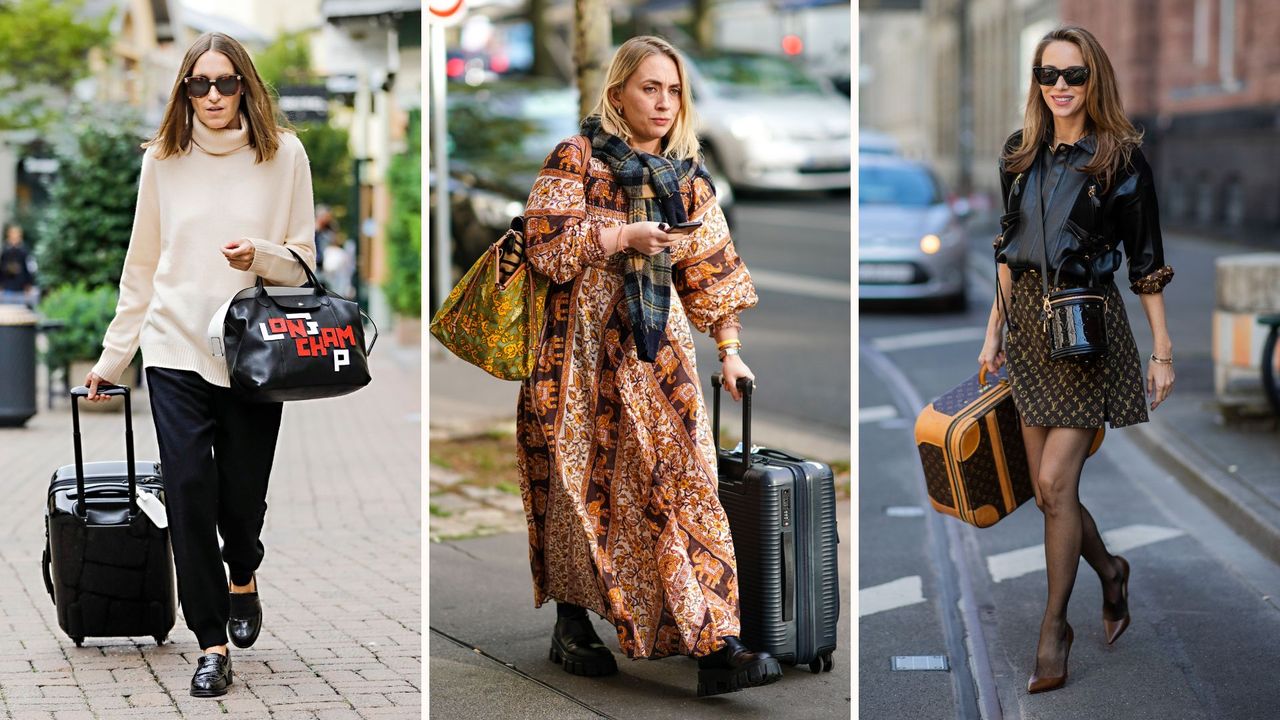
[1003,26,1142,190]
[594,36,700,161]
[147,32,290,163]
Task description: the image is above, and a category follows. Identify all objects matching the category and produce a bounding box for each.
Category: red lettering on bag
[286,318,308,338]
[336,325,356,348]
[268,317,289,334]
[321,327,338,348]
[307,334,327,356]
[295,337,311,357]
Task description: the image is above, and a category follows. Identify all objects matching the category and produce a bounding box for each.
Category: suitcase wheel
[72,637,83,648]
[822,652,834,673]
[808,657,822,674]
[154,635,166,646]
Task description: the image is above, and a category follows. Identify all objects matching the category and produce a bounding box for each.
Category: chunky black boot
[696,637,783,697]
[549,606,618,677]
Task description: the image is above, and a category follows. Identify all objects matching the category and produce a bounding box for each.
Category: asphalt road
[696,193,852,454]
[857,224,1280,719]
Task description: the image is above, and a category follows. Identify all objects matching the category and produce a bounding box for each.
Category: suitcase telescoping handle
[710,373,754,466]
[69,384,138,519]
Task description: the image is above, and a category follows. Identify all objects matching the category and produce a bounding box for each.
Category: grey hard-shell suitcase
[711,374,839,673]
[42,385,176,646]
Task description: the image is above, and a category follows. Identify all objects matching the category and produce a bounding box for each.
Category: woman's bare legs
[1021,423,1124,678]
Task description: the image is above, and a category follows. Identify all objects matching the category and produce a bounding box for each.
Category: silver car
[858,153,968,309]
[688,52,851,193]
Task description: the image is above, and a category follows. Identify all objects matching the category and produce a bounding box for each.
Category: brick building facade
[1063,0,1280,239]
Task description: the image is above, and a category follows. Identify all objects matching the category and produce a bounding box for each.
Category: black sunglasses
[1033,66,1089,86]
[184,74,242,98]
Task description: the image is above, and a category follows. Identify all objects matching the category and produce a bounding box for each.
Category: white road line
[749,269,851,301]
[740,208,851,233]
[859,405,899,424]
[986,523,1185,583]
[859,575,926,617]
[871,326,988,353]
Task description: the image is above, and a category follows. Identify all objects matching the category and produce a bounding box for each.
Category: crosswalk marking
[859,405,899,423]
[986,523,1185,583]
[870,326,988,353]
[859,575,925,617]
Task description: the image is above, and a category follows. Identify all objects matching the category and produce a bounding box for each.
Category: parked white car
[688,52,851,193]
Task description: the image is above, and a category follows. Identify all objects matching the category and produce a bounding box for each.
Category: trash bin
[0,303,39,427]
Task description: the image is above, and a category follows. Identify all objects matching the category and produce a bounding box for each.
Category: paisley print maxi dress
[516,137,758,660]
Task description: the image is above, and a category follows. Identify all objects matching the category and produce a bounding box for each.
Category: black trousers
[146,367,282,649]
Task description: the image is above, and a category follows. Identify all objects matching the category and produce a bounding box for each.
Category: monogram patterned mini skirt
[1004,269,1149,429]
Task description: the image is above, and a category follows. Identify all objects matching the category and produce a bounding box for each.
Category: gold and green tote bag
[429,218,549,381]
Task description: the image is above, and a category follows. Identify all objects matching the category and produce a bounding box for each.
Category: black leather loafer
[549,614,618,677]
[696,637,783,697]
[228,575,262,649]
[190,652,232,698]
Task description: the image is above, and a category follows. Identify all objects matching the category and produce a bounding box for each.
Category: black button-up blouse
[995,130,1174,294]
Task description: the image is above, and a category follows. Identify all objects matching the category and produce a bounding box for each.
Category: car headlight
[920,234,942,254]
[470,189,524,229]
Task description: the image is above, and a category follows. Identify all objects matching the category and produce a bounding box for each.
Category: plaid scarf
[581,115,708,362]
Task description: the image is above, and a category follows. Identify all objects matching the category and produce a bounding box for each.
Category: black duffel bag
[209,249,377,402]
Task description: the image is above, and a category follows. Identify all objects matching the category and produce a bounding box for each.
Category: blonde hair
[148,32,292,164]
[594,36,700,161]
[1003,26,1143,191]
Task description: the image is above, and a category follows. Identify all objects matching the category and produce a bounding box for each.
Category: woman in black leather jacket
[978,25,1175,694]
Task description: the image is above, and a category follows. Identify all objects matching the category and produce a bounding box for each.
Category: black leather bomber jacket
[994,130,1174,294]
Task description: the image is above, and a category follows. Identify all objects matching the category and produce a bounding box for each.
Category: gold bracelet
[716,338,742,349]
[1150,353,1173,365]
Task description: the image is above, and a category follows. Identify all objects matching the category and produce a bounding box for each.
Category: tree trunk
[693,0,714,52]
[530,0,554,78]
[574,0,612,119]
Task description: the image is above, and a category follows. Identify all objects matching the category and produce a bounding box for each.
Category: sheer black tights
[1021,424,1125,676]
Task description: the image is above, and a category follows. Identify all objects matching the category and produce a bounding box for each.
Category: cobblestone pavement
[0,346,422,719]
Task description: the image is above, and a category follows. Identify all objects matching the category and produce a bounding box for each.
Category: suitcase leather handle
[710,373,754,467]
[69,384,138,519]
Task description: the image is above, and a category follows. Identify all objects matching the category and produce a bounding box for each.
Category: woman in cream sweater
[85,32,315,698]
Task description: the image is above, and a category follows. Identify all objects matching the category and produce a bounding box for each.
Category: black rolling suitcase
[42,385,176,646]
[711,374,839,674]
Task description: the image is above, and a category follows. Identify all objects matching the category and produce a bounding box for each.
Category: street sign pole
[430,22,451,316]
[427,1,466,317]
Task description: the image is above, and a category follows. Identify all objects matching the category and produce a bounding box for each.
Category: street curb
[1129,417,1280,564]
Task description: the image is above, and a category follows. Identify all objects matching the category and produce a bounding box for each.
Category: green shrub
[35,110,146,291]
[296,121,352,225]
[384,109,421,317]
[38,282,119,368]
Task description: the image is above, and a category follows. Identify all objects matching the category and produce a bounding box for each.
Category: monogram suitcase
[914,367,1103,528]
[42,385,176,646]
[711,374,839,675]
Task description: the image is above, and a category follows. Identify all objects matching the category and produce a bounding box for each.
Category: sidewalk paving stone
[0,345,422,719]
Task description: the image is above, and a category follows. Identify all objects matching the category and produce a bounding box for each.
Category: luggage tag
[135,490,169,529]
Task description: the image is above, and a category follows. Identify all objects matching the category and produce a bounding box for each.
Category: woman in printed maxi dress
[514,35,783,696]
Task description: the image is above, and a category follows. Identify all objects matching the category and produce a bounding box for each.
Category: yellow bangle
[716,338,742,349]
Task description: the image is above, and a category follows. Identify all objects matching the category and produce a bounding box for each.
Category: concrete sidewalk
[427,343,852,718]
[428,505,851,720]
[0,345,422,719]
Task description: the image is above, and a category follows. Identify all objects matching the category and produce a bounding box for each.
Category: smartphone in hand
[662,220,703,234]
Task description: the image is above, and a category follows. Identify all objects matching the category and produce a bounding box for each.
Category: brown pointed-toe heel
[1103,556,1130,645]
[1027,624,1073,694]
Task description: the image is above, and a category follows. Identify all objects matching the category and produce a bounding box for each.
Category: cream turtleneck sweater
[92,115,316,387]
